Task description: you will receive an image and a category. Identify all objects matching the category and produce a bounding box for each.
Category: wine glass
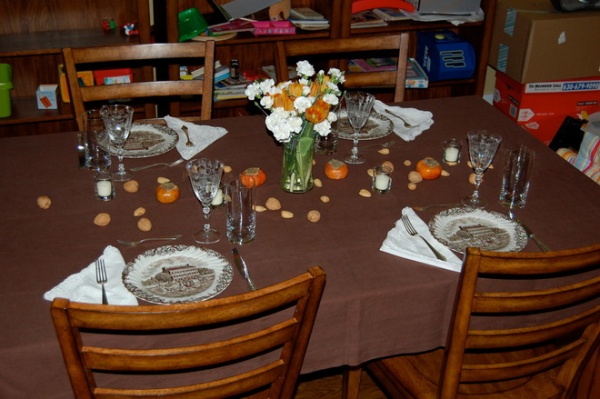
[462,130,502,208]
[344,91,375,165]
[186,158,224,244]
[101,104,134,182]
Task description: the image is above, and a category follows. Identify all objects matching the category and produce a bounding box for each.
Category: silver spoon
[181,125,194,147]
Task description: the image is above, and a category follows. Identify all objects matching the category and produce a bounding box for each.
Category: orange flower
[287,82,304,98]
[305,98,330,124]
[273,92,294,111]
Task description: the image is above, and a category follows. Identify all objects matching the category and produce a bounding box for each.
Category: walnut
[265,197,282,210]
[37,195,51,209]
[123,180,139,193]
[137,217,152,232]
[307,210,321,222]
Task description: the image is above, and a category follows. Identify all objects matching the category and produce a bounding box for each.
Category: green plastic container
[0,63,13,118]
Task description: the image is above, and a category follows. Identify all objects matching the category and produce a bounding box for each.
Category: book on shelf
[348,57,428,88]
[289,19,330,31]
[189,61,223,80]
[208,19,255,34]
[289,7,326,20]
[350,10,388,29]
[372,8,410,21]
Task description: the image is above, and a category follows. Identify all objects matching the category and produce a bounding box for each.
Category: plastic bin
[0,63,13,118]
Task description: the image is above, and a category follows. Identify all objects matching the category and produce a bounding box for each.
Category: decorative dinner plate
[337,111,393,141]
[122,245,234,304]
[429,208,528,253]
[109,123,178,158]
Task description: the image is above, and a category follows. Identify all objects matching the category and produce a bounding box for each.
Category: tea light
[443,138,461,165]
[211,188,224,206]
[444,147,459,162]
[372,165,392,193]
[94,172,114,201]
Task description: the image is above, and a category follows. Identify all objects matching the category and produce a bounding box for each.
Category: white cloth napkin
[44,246,138,305]
[164,115,228,160]
[380,207,462,272]
[373,100,434,142]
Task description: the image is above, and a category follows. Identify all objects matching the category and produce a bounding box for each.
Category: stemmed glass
[462,130,502,208]
[101,104,134,182]
[186,158,224,244]
[344,91,375,165]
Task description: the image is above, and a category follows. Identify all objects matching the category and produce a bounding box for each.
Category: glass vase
[280,122,315,193]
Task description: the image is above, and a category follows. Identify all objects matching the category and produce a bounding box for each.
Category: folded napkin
[44,246,138,305]
[380,207,462,272]
[373,100,434,142]
[164,115,228,160]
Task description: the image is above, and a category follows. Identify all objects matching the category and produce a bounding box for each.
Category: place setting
[381,129,546,271]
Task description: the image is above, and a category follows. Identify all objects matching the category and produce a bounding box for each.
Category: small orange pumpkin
[324,159,349,180]
[241,167,267,187]
[416,157,442,180]
[155,181,180,204]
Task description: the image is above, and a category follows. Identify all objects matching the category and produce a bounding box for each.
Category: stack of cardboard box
[488,0,600,144]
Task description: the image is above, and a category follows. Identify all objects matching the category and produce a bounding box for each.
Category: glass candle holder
[372,165,392,194]
[94,171,115,201]
[443,138,462,165]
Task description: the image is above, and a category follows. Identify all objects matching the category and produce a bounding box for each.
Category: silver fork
[365,139,397,149]
[95,259,108,305]
[117,234,182,247]
[385,109,416,128]
[129,158,184,172]
[401,215,447,261]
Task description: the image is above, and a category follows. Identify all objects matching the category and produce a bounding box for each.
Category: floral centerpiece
[246,61,345,193]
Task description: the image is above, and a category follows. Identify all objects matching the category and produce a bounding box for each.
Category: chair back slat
[51,266,326,399]
[275,33,409,103]
[63,42,215,130]
[437,244,600,399]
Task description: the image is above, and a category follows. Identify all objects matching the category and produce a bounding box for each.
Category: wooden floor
[295,368,389,399]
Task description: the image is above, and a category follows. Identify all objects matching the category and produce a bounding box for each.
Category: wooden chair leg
[342,365,362,399]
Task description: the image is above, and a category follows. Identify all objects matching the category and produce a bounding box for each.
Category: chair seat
[369,348,565,399]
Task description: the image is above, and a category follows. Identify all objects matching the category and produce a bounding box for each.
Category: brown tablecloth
[2,96,599,398]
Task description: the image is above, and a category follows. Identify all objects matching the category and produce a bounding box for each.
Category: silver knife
[232,248,257,291]
[519,221,551,252]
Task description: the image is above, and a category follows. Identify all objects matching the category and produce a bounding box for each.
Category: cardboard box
[58,65,94,103]
[489,0,600,83]
[493,71,600,144]
[406,0,481,13]
[93,68,134,86]
[36,84,58,109]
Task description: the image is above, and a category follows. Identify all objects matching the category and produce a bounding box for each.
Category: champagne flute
[344,91,375,165]
[101,104,134,182]
[186,158,224,244]
[462,130,502,208]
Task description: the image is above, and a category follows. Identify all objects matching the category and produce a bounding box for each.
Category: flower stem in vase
[281,123,315,193]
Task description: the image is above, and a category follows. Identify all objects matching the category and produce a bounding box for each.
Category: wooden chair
[63,42,215,131]
[275,33,409,102]
[365,244,600,399]
[51,266,326,399]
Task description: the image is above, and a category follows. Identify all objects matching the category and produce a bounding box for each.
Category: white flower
[294,96,312,114]
[314,120,332,137]
[246,61,344,143]
[296,61,315,77]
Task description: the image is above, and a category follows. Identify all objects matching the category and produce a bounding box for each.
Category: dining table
[1,95,599,398]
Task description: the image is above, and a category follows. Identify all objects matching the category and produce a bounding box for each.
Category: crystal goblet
[344,91,375,165]
[462,130,502,208]
[186,158,224,244]
[101,104,134,182]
